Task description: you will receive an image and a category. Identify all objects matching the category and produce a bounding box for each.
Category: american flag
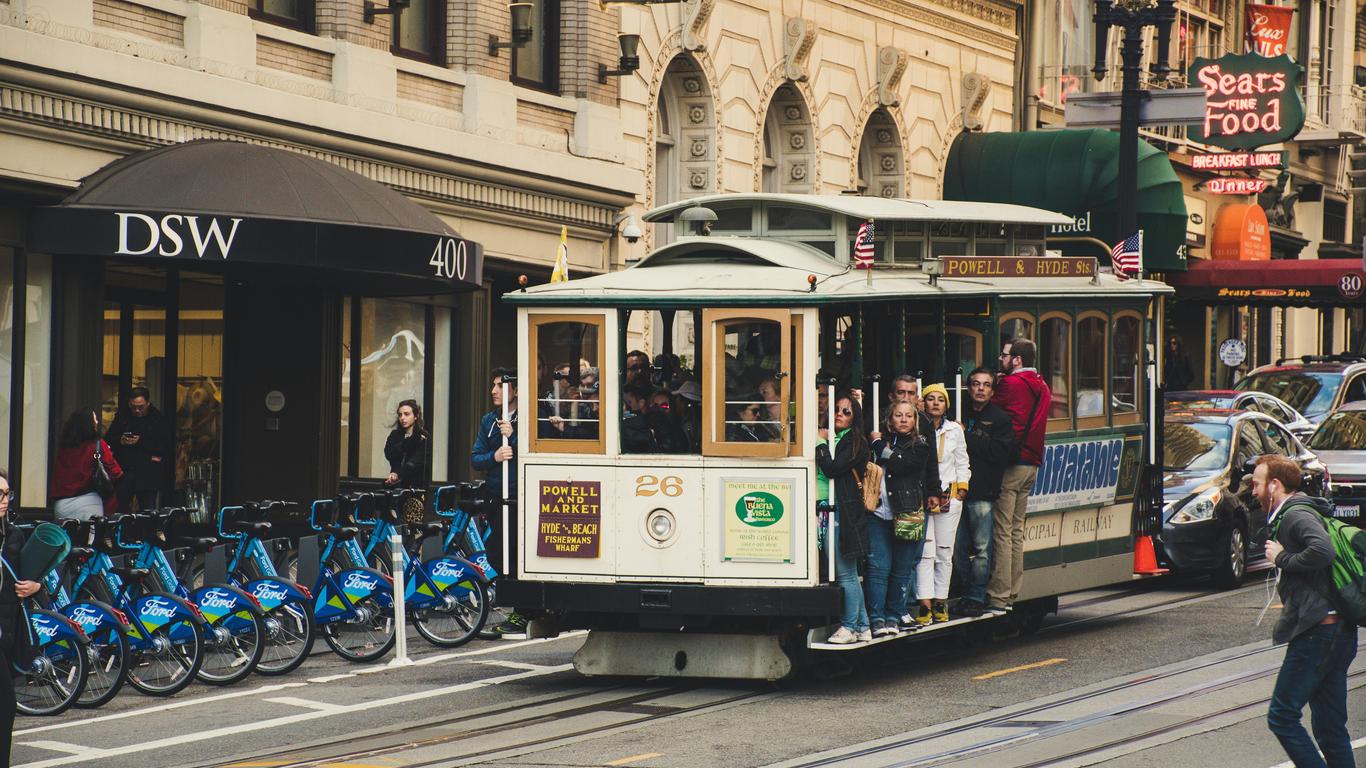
[1110,231,1142,279]
[853,219,875,269]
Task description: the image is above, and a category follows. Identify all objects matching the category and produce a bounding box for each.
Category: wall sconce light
[489,3,534,57]
[363,0,410,23]
[598,33,641,83]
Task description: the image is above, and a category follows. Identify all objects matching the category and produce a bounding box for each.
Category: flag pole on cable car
[954,366,963,423]
[501,375,512,580]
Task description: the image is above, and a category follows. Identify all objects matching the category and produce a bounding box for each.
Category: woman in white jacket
[914,384,971,625]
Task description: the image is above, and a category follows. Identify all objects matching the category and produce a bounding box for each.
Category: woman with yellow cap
[915,383,971,625]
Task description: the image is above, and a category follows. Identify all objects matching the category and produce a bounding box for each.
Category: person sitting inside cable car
[727,396,777,443]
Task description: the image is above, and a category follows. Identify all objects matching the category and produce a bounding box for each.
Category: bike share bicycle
[433,483,511,640]
[6,533,90,716]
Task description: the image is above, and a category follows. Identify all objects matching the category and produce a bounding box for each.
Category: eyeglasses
[837,407,854,416]
[0,490,12,502]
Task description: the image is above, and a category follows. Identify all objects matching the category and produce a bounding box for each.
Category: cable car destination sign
[925,256,1097,279]
[1189,53,1305,150]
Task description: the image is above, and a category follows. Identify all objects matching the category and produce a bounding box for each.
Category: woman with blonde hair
[914,383,970,625]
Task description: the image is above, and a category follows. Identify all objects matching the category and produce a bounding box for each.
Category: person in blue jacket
[470,368,526,635]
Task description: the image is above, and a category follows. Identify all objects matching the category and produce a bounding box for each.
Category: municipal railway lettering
[537,480,602,558]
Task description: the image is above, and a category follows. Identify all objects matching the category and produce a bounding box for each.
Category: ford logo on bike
[142,597,178,620]
[253,584,289,603]
[343,573,380,592]
[431,561,466,580]
[33,620,58,641]
[70,606,104,627]
[199,590,237,611]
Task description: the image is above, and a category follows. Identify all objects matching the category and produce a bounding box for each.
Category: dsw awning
[1166,259,1366,306]
[943,129,1188,272]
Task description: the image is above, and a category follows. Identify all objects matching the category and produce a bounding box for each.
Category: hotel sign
[1189,53,1305,150]
[935,256,1097,279]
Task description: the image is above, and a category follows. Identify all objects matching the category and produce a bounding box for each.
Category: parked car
[1235,355,1366,429]
[1305,400,1366,527]
[1166,389,1316,440]
[1157,409,1328,588]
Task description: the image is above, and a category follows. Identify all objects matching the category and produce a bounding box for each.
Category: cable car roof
[642,193,1076,226]
[505,238,1173,307]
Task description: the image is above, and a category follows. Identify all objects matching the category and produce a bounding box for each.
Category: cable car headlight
[644,508,677,545]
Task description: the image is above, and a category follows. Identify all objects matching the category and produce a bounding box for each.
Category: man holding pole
[471,368,525,635]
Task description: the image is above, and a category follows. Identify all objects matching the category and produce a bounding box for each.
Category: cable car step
[806,609,1009,651]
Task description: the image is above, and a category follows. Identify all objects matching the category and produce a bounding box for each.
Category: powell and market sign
[28,207,483,289]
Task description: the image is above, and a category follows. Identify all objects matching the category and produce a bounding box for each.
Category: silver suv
[1235,355,1366,428]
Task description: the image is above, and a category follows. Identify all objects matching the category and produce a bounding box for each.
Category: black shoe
[958,600,986,618]
[491,612,528,635]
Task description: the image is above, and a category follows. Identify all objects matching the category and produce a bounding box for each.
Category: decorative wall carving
[782,18,816,82]
[757,80,816,193]
[877,47,908,107]
[961,72,991,131]
[681,0,714,52]
[854,108,905,198]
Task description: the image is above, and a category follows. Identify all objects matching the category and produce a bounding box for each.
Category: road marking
[17,742,99,756]
[307,673,357,683]
[472,660,565,671]
[412,630,590,666]
[12,665,574,768]
[973,658,1068,681]
[263,696,349,712]
[14,682,310,736]
[605,752,665,766]
[1269,735,1366,768]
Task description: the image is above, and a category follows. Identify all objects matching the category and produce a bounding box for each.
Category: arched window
[856,109,904,197]
[760,83,814,193]
[654,57,714,244]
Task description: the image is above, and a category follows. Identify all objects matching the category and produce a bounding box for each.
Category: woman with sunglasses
[727,396,777,443]
[914,384,969,625]
[816,392,873,643]
[865,399,941,636]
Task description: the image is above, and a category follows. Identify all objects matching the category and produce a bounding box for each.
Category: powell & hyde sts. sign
[1188,53,1305,150]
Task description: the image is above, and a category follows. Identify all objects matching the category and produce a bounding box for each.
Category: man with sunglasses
[988,338,1050,612]
[956,368,1016,617]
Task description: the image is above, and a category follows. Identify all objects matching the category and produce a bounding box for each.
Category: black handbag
[91,440,115,499]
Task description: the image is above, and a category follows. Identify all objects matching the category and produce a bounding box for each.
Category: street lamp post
[1091,0,1177,240]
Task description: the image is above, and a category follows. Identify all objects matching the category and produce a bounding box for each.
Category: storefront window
[176,274,224,522]
[529,315,604,453]
[359,298,427,478]
[1040,313,1071,422]
[21,255,51,508]
[431,306,451,481]
[0,249,12,470]
[1076,314,1106,420]
[1112,314,1141,420]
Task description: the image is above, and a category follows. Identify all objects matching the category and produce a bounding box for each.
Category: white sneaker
[857,629,873,642]
[826,626,858,644]
[873,625,898,638]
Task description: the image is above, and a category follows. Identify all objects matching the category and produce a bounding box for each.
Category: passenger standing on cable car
[0,468,37,766]
[864,399,940,637]
[816,392,873,644]
[956,368,1016,618]
[915,384,969,625]
[990,338,1050,612]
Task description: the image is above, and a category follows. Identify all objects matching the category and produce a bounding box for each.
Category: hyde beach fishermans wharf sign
[1189,53,1305,150]
[537,480,602,558]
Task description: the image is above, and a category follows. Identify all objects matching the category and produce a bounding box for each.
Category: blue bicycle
[433,484,508,639]
[70,516,206,696]
[13,602,89,716]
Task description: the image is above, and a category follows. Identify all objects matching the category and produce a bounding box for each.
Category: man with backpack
[1253,455,1358,768]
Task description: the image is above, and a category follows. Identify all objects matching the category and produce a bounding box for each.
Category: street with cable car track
[12,575,1364,768]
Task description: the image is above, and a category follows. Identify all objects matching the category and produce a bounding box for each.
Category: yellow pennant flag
[551,225,569,283]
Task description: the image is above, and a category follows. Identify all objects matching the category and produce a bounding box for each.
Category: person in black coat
[107,386,172,514]
[1163,335,1195,392]
[0,468,37,766]
[956,367,1019,616]
[815,391,874,643]
[384,400,429,523]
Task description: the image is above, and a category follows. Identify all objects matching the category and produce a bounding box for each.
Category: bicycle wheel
[15,633,89,716]
[127,617,204,696]
[76,622,130,708]
[255,598,316,676]
[322,594,395,663]
[196,603,266,686]
[413,579,490,648]
[479,582,514,641]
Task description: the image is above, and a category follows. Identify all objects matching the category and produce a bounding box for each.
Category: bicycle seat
[410,522,445,539]
[323,524,359,541]
[176,537,220,553]
[225,520,273,537]
[112,566,149,583]
[458,481,487,499]
[69,547,94,563]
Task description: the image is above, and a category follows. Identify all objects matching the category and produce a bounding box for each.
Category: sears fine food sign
[1188,53,1305,150]
[1027,438,1125,514]
[536,480,601,558]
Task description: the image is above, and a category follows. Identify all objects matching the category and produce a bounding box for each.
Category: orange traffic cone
[1133,535,1169,576]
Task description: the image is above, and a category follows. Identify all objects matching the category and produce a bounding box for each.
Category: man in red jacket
[988,338,1050,611]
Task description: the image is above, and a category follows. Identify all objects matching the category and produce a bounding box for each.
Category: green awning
[943,129,1188,272]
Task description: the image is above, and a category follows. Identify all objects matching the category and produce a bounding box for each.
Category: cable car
[498,193,1170,680]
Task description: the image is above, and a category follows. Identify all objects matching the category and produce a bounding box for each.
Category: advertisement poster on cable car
[536,480,602,558]
[720,478,794,563]
[1026,437,1126,514]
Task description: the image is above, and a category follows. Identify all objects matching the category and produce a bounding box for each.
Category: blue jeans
[833,516,869,632]
[864,516,925,625]
[955,500,994,605]
[1268,621,1358,768]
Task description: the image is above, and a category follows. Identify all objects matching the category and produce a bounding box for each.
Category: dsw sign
[115,212,243,259]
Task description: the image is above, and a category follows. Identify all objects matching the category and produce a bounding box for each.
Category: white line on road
[262,696,349,712]
[14,682,310,736]
[16,741,101,756]
[306,673,356,683]
[472,659,569,671]
[1268,736,1366,768]
[12,664,575,768]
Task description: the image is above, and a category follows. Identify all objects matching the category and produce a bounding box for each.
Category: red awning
[1166,259,1365,306]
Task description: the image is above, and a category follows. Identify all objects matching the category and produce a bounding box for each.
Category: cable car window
[622,309,699,454]
[1112,313,1141,422]
[931,239,968,259]
[767,206,832,231]
[999,313,1034,349]
[1076,314,1107,421]
[1040,313,1072,422]
[528,315,606,454]
[703,309,792,458]
[893,239,924,263]
[802,240,837,257]
[975,240,1009,256]
[711,205,756,233]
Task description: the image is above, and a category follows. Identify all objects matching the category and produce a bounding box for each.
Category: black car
[1157,409,1328,588]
